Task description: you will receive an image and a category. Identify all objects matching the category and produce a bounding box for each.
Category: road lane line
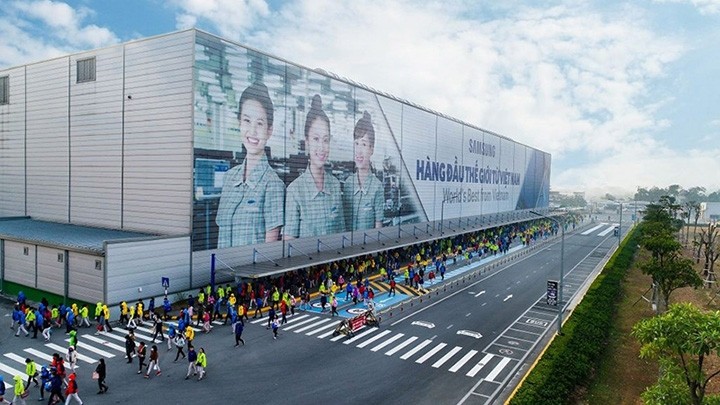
[466,353,494,377]
[400,339,432,360]
[67,340,115,358]
[385,336,418,356]
[581,223,606,235]
[371,333,404,352]
[416,343,447,364]
[432,346,462,368]
[356,330,393,348]
[0,359,27,380]
[342,328,377,345]
[307,321,341,336]
[294,318,332,333]
[4,352,32,366]
[486,357,512,382]
[281,317,317,331]
[449,350,478,373]
[80,334,126,352]
[23,348,54,363]
[45,343,96,364]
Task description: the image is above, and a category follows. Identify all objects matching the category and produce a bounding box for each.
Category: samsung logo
[468,139,496,157]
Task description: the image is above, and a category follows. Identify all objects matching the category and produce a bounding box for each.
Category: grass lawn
[582,227,720,404]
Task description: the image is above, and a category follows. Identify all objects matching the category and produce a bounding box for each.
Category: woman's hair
[304,94,330,139]
[238,82,274,128]
[353,111,375,147]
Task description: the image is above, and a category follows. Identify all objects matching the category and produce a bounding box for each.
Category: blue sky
[1,0,718,198]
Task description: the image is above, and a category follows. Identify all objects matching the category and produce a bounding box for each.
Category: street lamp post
[531,210,565,334]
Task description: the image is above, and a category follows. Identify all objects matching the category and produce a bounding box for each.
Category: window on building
[76,57,96,83]
[57,253,64,263]
[23,246,29,256]
[0,76,8,105]
[95,259,103,271]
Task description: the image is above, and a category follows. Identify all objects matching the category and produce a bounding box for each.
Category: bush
[510,228,639,404]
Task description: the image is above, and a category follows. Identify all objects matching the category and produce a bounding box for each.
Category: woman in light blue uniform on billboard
[284,94,345,239]
[215,82,285,248]
[345,111,384,230]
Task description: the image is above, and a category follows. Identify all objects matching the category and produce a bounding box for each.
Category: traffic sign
[546,280,558,306]
[161,277,170,288]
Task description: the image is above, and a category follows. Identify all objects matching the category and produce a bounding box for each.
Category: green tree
[633,303,720,405]
[640,255,702,312]
[639,202,702,312]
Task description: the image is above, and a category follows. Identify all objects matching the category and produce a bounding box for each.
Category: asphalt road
[0,218,625,405]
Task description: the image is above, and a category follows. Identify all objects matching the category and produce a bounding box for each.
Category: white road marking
[356,330,393,348]
[504,295,513,302]
[474,290,486,297]
[370,333,404,352]
[399,339,432,360]
[431,346,462,368]
[415,342,447,364]
[385,336,418,356]
[486,357,512,382]
[449,350,478,373]
[293,318,332,334]
[342,328,378,345]
[466,353,494,377]
[308,321,342,337]
[45,343,96,364]
[80,334,126,352]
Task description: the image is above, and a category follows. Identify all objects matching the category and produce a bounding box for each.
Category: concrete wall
[106,236,190,305]
[0,30,195,235]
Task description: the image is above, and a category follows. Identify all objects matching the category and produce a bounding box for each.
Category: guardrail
[378,231,565,321]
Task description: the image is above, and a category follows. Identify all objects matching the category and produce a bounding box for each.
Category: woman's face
[306,118,330,168]
[354,134,374,171]
[239,99,272,157]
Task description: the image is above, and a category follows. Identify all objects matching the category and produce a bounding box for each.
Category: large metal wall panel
[3,240,35,287]
[0,67,26,216]
[36,246,65,296]
[106,236,190,305]
[122,31,194,235]
[69,47,124,228]
[67,251,104,303]
[25,58,70,222]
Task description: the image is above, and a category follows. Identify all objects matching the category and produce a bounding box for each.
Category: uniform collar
[232,155,270,189]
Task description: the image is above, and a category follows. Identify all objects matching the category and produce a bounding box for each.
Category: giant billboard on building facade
[191,33,549,252]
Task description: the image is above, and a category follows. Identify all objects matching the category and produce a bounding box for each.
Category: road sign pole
[211,253,216,296]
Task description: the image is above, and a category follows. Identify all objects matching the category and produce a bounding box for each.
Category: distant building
[701,202,720,222]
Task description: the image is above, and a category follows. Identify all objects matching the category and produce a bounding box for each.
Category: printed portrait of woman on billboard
[345,111,384,231]
[215,82,285,247]
[284,94,345,239]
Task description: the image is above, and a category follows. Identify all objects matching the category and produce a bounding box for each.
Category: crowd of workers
[4,215,576,403]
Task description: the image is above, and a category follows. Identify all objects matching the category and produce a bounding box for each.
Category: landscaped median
[508,227,639,405]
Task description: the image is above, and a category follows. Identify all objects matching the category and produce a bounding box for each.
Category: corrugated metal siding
[3,241,35,287]
[36,246,65,296]
[69,47,124,228]
[25,58,70,222]
[106,236,190,305]
[0,67,26,217]
[122,30,193,235]
[68,251,104,303]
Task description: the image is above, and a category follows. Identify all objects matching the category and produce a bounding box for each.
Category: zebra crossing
[247,312,517,381]
[0,322,198,390]
[1,311,513,390]
[581,223,618,236]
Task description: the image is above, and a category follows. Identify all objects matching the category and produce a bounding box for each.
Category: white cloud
[170,1,699,194]
[555,145,720,198]
[654,0,720,15]
[0,1,118,67]
[170,0,270,38]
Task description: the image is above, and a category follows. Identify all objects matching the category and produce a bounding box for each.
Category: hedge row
[510,227,639,404]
